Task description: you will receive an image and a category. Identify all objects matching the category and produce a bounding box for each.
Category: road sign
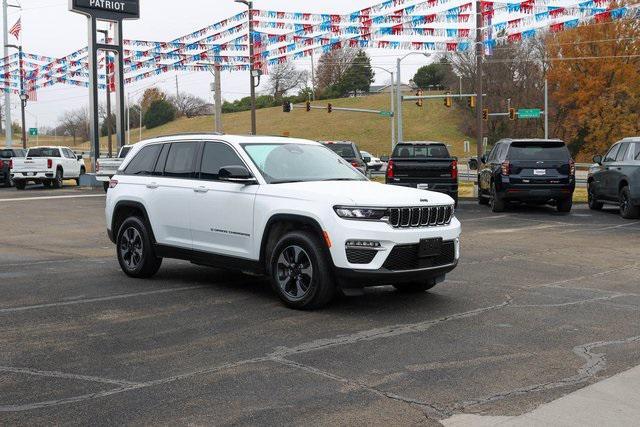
[518,109,541,119]
[379,111,393,117]
[28,128,37,136]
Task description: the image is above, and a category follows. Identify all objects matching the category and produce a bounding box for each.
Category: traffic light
[509,108,516,121]
[283,101,291,113]
[444,92,452,108]
[482,108,489,121]
[327,103,333,113]
[468,96,476,108]
[416,89,424,107]
[306,101,311,112]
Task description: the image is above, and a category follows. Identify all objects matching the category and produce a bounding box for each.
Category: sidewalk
[443,364,640,427]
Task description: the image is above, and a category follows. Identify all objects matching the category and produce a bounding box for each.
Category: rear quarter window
[507,142,570,161]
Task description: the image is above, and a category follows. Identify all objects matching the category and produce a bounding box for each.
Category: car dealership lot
[1,188,639,425]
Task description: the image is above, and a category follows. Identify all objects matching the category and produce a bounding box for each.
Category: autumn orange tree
[547,6,640,160]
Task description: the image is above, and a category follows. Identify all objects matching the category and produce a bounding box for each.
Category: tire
[588,182,603,211]
[452,194,459,209]
[620,186,640,219]
[557,197,573,213]
[393,279,438,293]
[15,180,26,190]
[76,167,85,186]
[52,168,63,189]
[3,174,12,188]
[103,181,110,192]
[490,183,506,213]
[269,230,336,310]
[116,216,162,278]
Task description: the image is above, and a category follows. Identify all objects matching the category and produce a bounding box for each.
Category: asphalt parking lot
[1,185,639,425]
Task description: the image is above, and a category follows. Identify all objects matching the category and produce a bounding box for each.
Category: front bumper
[335,261,457,288]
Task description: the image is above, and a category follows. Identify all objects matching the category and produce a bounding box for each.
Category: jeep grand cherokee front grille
[387,206,453,228]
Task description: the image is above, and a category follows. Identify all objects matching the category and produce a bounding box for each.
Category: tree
[334,50,375,96]
[546,15,640,159]
[413,62,448,90]
[140,87,166,113]
[170,94,210,118]
[266,62,309,99]
[315,48,358,93]
[58,108,89,144]
[143,99,176,129]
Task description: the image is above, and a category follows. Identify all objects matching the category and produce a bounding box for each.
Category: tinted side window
[487,144,499,162]
[164,142,199,178]
[153,144,170,176]
[124,144,163,175]
[200,142,244,180]
[634,143,640,160]
[616,143,629,161]
[604,144,620,162]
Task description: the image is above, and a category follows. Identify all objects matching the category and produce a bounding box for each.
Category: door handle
[146,182,159,189]
[193,186,209,193]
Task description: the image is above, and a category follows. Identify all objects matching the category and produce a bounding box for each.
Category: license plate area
[417,184,430,190]
[533,169,547,176]
[418,238,442,258]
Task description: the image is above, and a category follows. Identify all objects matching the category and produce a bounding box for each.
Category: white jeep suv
[105,135,461,309]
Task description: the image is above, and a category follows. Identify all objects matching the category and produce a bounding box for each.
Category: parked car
[475,139,575,213]
[11,146,85,190]
[0,148,26,187]
[321,141,368,175]
[360,150,384,171]
[382,141,458,206]
[106,135,460,310]
[97,145,134,192]
[588,137,640,219]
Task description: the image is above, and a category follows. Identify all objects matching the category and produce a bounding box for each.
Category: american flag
[9,18,21,40]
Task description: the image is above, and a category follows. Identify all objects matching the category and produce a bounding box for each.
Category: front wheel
[394,279,438,293]
[76,167,85,186]
[269,230,336,310]
[620,186,640,219]
[116,216,162,278]
[52,169,63,189]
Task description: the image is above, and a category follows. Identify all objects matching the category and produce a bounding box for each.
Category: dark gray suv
[588,137,640,219]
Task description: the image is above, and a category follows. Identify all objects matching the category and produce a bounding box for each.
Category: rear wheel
[52,169,63,189]
[620,186,640,219]
[116,216,162,278]
[490,183,506,212]
[15,180,26,190]
[588,182,603,210]
[393,279,438,293]
[269,230,335,310]
[557,197,573,213]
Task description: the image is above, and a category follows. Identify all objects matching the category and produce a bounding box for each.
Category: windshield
[393,144,450,158]
[324,143,356,159]
[242,143,366,184]
[27,148,61,158]
[508,142,570,161]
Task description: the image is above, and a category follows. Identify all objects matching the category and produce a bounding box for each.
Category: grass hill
[7,93,475,158]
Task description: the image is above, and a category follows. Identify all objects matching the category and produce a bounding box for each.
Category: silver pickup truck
[96,145,133,191]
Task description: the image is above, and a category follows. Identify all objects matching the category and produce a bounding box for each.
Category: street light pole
[97,30,113,157]
[373,66,395,151]
[396,52,430,145]
[6,44,26,149]
[198,61,224,133]
[235,0,257,135]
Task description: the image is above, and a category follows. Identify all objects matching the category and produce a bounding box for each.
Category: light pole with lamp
[234,0,259,135]
[396,52,430,145]
[372,66,395,151]
[6,43,26,149]
[198,61,223,133]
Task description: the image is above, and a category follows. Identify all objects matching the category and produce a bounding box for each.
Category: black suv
[476,139,575,213]
[321,141,368,175]
[0,148,26,187]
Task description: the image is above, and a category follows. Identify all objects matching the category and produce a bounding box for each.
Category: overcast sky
[4,0,437,128]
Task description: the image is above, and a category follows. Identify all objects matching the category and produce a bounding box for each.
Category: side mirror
[219,165,257,184]
[468,158,479,171]
[77,154,83,161]
[480,154,487,164]
[380,155,389,162]
[362,156,371,163]
[593,155,603,165]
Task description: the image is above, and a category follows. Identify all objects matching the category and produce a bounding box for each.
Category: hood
[261,181,454,206]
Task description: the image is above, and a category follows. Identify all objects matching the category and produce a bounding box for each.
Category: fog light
[346,240,381,249]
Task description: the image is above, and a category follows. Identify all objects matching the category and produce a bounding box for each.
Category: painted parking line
[0,194,105,202]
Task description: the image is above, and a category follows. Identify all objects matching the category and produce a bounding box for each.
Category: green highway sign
[28,128,38,136]
[379,111,393,117]
[518,109,541,119]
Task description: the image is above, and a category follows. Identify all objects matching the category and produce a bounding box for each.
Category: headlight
[334,206,388,220]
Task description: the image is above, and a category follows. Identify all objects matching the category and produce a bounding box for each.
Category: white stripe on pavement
[0,194,105,202]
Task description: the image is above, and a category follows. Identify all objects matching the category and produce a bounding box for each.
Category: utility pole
[310,51,316,101]
[214,65,222,133]
[544,78,549,139]
[235,0,256,134]
[2,0,14,148]
[475,0,484,161]
[6,44,26,149]
[175,75,180,99]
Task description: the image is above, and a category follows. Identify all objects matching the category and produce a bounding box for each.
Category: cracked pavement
[1,188,639,425]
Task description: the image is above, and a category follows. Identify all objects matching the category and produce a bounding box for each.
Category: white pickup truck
[96,145,133,192]
[11,146,85,190]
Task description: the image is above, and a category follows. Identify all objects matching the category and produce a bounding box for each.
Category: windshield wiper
[318,178,360,182]
[271,179,306,184]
